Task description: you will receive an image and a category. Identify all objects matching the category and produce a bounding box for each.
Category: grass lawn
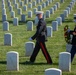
[0,0,76,75]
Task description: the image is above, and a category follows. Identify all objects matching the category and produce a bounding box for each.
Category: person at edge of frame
[28,11,53,64]
[68,26,76,63]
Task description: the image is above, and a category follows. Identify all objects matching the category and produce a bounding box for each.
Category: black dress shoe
[25,61,34,64]
[47,62,53,64]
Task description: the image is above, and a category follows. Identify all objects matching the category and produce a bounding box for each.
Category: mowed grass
[0,0,76,75]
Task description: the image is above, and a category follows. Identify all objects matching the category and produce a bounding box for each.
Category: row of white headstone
[2,2,61,25]
[2,0,65,12]
[2,0,65,23]
[2,0,69,24]
[60,0,76,22]
[3,17,62,46]
[3,0,76,45]
[2,0,76,44]
[1,1,60,23]
[2,24,54,46]
[6,0,53,10]
[6,44,71,73]
[51,0,76,33]
[5,0,54,17]
[2,0,53,21]
[6,51,71,74]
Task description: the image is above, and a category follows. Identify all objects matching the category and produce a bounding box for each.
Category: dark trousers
[30,41,52,64]
[70,45,76,62]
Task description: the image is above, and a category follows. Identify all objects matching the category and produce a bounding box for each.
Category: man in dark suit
[29,11,53,64]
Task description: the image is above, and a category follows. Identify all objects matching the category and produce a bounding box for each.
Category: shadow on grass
[19,20,35,25]
[0,20,2,23]
[46,19,54,24]
[0,18,74,24]
[0,60,58,65]
[45,18,74,24]
[20,62,49,65]
[53,62,58,65]
[0,61,6,64]
[64,18,73,23]
[0,59,58,66]
[0,20,13,24]
[20,61,58,65]
[0,19,35,25]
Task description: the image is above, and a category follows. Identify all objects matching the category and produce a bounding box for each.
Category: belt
[41,32,45,35]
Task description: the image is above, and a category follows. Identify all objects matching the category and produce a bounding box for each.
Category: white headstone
[34,16,39,25]
[2,14,7,22]
[9,6,13,12]
[2,0,5,4]
[70,2,74,8]
[52,21,58,31]
[2,4,5,9]
[2,8,6,15]
[17,8,22,15]
[8,2,11,7]
[7,51,19,71]
[15,3,19,9]
[38,5,42,11]
[13,17,18,26]
[36,0,40,4]
[68,4,72,11]
[24,0,28,4]
[66,7,70,14]
[27,21,33,31]
[28,11,32,18]
[40,0,43,2]
[32,1,36,6]
[25,42,35,56]
[28,3,32,9]
[72,1,75,5]
[56,2,60,8]
[20,1,24,7]
[46,10,50,18]
[33,8,37,14]
[59,52,71,71]
[60,0,64,3]
[74,14,76,22]
[47,26,53,37]
[29,0,32,2]
[10,11,15,18]
[50,7,54,14]
[3,21,9,31]
[18,0,21,2]
[64,10,68,17]
[56,17,62,25]
[4,33,12,46]
[21,14,26,22]
[53,5,57,11]
[7,0,10,2]
[13,0,16,4]
[45,68,62,75]
[23,5,27,11]
[46,1,49,6]
[60,14,65,22]
[42,3,46,8]
[48,0,52,3]
[43,14,46,20]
